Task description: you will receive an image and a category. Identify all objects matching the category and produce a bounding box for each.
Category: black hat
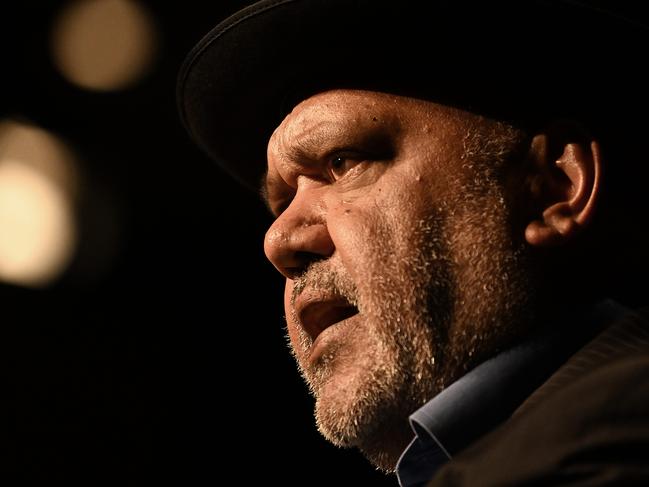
[177,0,648,191]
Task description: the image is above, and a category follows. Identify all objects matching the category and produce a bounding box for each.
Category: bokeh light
[0,120,79,287]
[51,0,158,92]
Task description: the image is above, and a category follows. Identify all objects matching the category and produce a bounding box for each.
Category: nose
[264,191,334,279]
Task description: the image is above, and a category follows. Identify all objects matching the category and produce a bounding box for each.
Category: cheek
[323,166,439,282]
[326,202,377,281]
[325,191,409,286]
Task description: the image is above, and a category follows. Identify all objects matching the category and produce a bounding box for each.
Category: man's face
[263,89,534,469]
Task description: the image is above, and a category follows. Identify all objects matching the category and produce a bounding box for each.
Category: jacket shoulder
[428,307,649,487]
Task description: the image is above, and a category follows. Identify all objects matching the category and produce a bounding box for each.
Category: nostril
[283,251,325,278]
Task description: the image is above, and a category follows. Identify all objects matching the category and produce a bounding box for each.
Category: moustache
[290,261,359,309]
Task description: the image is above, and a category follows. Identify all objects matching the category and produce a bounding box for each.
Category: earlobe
[524,124,602,248]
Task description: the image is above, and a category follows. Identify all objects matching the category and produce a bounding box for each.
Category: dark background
[0,1,396,485]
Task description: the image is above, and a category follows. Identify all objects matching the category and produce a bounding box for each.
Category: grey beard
[283,121,534,472]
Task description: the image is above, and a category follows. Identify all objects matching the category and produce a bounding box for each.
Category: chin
[311,360,416,471]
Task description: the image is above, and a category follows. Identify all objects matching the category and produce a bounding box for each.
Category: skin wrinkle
[264,89,536,471]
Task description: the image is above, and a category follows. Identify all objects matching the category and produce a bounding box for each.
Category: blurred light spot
[0,121,79,197]
[51,0,158,91]
[0,121,78,287]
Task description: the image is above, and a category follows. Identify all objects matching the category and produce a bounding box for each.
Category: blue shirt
[395,300,628,487]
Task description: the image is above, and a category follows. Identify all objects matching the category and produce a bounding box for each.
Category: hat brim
[177,0,647,191]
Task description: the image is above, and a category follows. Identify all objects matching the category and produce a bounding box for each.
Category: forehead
[266,89,460,171]
[272,89,444,139]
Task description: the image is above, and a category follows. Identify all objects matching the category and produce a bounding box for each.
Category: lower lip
[307,314,359,364]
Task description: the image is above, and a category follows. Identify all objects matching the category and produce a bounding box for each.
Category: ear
[524,121,602,247]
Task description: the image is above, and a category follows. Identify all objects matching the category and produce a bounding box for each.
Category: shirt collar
[396,299,628,487]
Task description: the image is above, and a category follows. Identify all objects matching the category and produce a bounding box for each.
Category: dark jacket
[428,307,649,486]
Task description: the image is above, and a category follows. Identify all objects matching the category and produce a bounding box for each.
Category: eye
[327,152,365,181]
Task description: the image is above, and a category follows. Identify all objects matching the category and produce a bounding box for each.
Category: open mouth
[296,296,359,342]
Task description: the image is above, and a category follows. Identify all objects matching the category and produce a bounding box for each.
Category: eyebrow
[281,124,333,163]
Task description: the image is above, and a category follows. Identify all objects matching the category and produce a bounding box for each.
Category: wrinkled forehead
[271,91,395,150]
[269,89,462,152]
